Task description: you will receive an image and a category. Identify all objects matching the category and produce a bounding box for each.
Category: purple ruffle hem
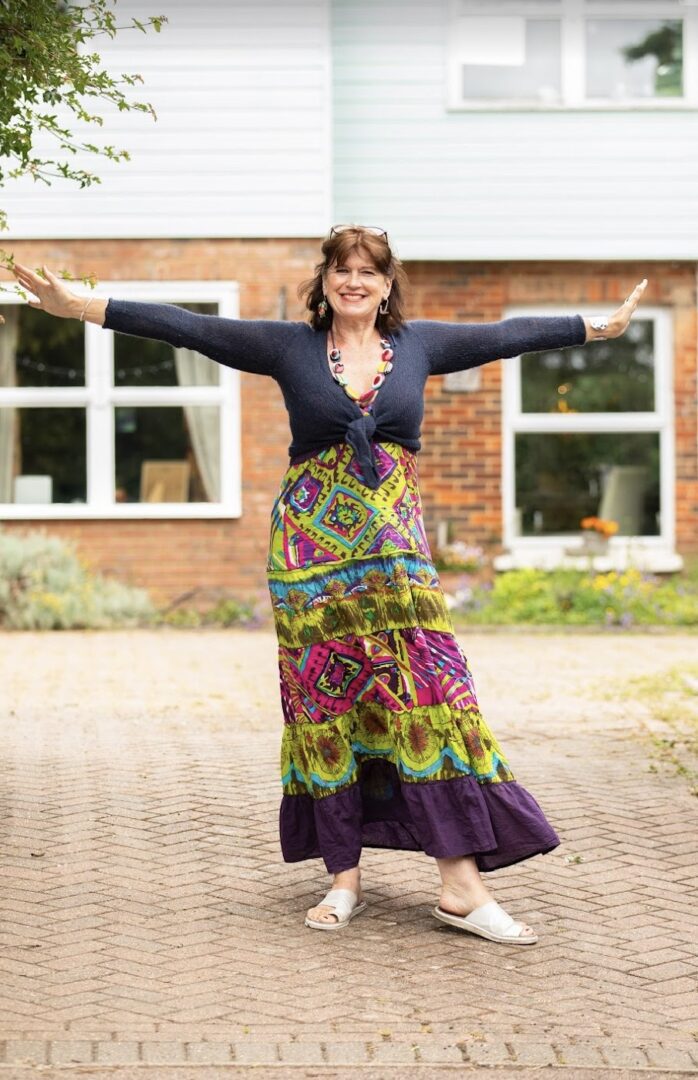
[279,759,560,874]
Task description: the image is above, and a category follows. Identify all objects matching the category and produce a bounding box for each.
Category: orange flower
[580,516,618,536]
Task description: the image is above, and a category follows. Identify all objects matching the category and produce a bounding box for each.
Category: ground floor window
[0,283,241,518]
[503,306,674,551]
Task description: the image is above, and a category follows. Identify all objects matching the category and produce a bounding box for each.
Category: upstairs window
[448,0,696,109]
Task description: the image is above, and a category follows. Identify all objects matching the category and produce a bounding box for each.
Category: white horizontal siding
[332,0,698,260]
[1,0,331,239]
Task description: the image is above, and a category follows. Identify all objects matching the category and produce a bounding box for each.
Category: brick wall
[411,261,698,560]
[2,242,696,604]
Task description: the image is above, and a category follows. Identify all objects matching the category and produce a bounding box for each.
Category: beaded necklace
[327,328,394,412]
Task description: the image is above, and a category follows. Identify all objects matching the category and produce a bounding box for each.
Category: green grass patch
[597,663,698,795]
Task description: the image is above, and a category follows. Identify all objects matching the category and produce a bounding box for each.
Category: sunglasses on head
[329,224,388,241]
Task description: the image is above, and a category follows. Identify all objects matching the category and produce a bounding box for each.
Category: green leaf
[0,0,163,235]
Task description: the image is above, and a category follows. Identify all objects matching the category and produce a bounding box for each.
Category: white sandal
[433,898,538,945]
[304,887,367,931]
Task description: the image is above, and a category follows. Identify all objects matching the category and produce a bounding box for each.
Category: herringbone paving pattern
[0,628,696,1076]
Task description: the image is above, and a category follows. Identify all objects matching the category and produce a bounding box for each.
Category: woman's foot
[307,868,361,925]
[438,880,494,917]
[436,854,536,939]
[438,883,535,939]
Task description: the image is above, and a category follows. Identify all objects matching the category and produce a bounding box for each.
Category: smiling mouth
[341,294,367,300]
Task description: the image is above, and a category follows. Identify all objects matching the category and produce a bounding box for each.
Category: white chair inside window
[597,465,649,536]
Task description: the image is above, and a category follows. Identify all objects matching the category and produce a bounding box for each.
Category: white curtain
[172,304,220,502]
[0,306,20,503]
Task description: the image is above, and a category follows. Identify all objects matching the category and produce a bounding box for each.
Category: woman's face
[323,246,391,322]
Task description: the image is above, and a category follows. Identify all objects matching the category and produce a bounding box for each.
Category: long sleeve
[412,314,587,376]
[103,298,296,377]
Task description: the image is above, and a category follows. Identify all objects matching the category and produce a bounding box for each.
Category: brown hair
[297,225,409,333]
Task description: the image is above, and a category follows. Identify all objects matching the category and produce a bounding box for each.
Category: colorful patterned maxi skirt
[267,440,560,875]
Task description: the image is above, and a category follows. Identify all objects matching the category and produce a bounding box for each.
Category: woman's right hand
[10,261,86,319]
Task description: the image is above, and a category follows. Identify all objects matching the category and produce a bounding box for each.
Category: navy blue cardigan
[103,299,586,488]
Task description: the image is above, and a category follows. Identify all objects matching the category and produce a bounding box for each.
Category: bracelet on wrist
[79,296,94,322]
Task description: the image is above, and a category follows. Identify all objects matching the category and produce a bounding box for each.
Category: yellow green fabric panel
[272,585,452,647]
[280,701,516,799]
[268,551,453,647]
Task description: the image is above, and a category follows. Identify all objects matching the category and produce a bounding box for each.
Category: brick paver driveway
[0,627,696,1079]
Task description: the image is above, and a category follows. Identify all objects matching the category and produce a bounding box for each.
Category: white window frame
[0,280,242,519]
[447,0,698,111]
[500,304,677,561]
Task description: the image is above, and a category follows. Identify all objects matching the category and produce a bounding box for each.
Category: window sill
[494,544,684,574]
[0,504,241,520]
[446,102,698,113]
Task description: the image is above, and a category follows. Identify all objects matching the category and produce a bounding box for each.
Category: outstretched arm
[416,314,586,376]
[9,262,286,377]
[417,279,648,377]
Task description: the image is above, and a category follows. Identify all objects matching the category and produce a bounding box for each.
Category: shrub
[453,567,698,627]
[153,597,257,629]
[0,526,154,629]
[206,597,257,626]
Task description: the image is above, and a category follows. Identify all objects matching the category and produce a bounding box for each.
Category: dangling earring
[318,293,328,318]
[379,295,390,314]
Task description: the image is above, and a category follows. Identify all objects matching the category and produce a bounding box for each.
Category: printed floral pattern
[268,440,557,870]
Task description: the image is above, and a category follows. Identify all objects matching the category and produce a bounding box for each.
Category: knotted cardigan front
[103,299,587,488]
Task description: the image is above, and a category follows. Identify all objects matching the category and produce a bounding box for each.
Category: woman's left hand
[583,278,648,342]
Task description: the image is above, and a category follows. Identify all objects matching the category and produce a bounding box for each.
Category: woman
[10,228,647,944]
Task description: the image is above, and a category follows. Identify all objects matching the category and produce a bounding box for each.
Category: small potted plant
[579,516,619,553]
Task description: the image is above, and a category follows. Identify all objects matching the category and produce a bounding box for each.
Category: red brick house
[1,1,696,603]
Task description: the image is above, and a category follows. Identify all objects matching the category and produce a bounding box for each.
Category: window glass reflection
[586,19,683,99]
[114,405,220,503]
[0,304,85,388]
[462,19,561,103]
[0,407,86,503]
[521,320,655,414]
[114,301,220,386]
[514,431,660,537]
